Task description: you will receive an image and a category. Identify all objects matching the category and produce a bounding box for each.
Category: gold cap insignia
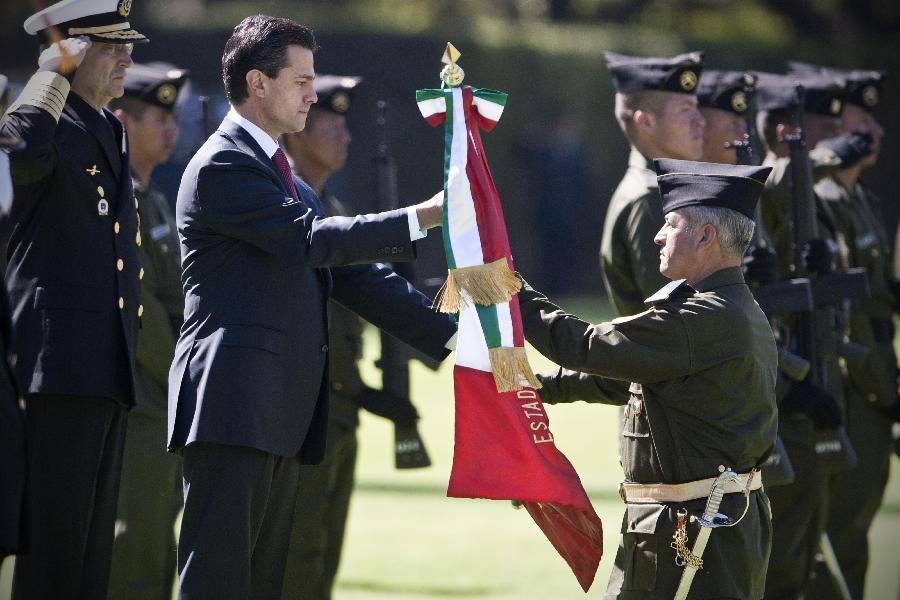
[157,83,177,105]
[862,85,879,107]
[731,91,747,113]
[679,70,698,92]
[830,97,842,115]
[330,91,350,113]
[118,0,132,17]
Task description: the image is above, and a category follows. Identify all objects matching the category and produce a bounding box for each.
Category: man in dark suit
[168,15,456,599]
[0,1,148,597]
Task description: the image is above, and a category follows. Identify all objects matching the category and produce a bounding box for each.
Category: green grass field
[1,297,898,599]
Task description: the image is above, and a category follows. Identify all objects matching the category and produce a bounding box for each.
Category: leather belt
[619,470,762,504]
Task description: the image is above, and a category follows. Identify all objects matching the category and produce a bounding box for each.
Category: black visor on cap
[653,158,772,220]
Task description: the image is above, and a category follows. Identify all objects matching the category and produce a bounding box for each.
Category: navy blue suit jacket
[168,118,454,462]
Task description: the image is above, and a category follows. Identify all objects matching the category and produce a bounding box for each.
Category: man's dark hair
[222,15,317,105]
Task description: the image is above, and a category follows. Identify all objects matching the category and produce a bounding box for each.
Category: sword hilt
[697,467,741,527]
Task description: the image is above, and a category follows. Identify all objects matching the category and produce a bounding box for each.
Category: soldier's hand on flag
[38,36,90,74]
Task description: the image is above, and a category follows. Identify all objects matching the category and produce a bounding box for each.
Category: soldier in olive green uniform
[106,63,188,600]
[600,52,706,317]
[280,76,424,600]
[755,72,853,600]
[788,65,899,600]
[523,158,776,599]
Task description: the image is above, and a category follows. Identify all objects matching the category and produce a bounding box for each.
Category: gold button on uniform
[136,232,142,247]
[867,393,878,403]
[114,221,120,234]
[116,259,124,271]
[139,268,145,280]
[118,297,124,309]
[137,305,144,317]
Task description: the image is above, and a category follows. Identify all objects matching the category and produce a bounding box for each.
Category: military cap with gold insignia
[312,75,362,115]
[755,72,845,117]
[24,0,148,45]
[787,62,884,113]
[654,158,772,220]
[697,70,755,115]
[122,62,188,111]
[605,51,704,94]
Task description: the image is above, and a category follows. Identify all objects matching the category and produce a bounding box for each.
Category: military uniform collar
[693,266,745,293]
[627,147,658,188]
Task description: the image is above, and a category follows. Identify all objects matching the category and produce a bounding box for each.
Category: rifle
[728,72,760,168]
[783,83,866,473]
[372,100,431,469]
[733,73,803,485]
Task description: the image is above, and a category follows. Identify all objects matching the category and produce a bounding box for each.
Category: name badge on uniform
[97,199,109,216]
[150,223,171,240]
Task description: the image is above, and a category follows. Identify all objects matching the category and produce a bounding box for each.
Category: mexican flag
[417,82,603,592]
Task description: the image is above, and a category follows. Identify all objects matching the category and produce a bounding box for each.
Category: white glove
[38,36,91,73]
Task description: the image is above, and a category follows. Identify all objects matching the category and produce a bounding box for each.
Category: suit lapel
[66,93,122,182]
[217,119,290,198]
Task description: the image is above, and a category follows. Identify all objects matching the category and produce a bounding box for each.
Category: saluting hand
[38,36,90,74]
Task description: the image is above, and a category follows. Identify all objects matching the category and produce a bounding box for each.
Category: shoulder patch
[643,279,694,306]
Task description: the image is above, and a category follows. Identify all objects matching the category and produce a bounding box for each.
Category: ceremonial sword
[673,468,749,600]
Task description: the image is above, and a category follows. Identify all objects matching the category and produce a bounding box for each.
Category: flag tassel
[434,257,521,313]
[488,346,542,392]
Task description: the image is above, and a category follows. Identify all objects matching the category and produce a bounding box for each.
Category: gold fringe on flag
[488,346,542,393]
[434,257,521,313]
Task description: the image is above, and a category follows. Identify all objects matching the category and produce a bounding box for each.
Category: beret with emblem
[122,62,187,111]
[605,51,704,95]
[787,62,884,112]
[755,72,845,117]
[24,0,148,44]
[697,70,755,115]
[313,75,362,115]
[653,158,772,220]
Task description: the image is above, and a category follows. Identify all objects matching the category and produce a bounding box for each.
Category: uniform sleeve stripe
[7,71,71,122]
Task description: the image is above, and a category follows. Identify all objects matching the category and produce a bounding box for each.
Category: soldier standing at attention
[788,64,899,600]
[600,51,705,317]
[279,75,424,600]
[0,0,148,597]
[106,63,188,600]
[696,69,753,166]
[755,72,850,600]
[523,158,776,600]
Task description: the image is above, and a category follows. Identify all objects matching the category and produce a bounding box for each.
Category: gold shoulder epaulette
[644,278,694,306]
[6,71,70,122]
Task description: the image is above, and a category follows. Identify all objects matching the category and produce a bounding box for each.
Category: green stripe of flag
[475,302,502,349]
[441,89,456,270]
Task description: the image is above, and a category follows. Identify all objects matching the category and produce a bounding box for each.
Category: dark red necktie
[271,148,299,201]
